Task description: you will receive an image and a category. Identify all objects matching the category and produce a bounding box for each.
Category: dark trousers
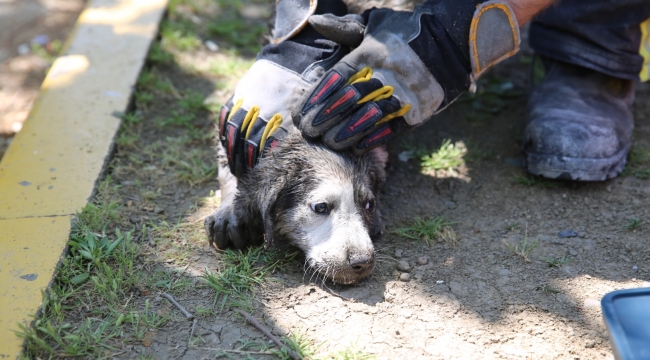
[529,0,650,81]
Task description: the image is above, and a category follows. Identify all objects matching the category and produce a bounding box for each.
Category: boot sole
[524,145,629,181]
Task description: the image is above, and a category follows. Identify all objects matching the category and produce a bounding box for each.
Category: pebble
[578,232,586,238]
[129,216,140,224]
[394,249,403,258]
[204,40,219,52]
[417,256,428,265]
[154,207,164,214]
[583,298,600,308]
[17,43,30,55]
[399,273,410,282]
[396,260,411,272]
[633,265,638,272]
[498,268,509,276]
[436,280,444,284]
[585,340,596,348]
[558,230,578,238]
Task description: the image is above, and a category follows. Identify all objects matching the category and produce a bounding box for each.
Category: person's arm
[504,0,557,25]
[294,0,558,153]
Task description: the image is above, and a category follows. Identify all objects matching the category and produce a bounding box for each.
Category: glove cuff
[274,0,349,43]
[469,1,521,79]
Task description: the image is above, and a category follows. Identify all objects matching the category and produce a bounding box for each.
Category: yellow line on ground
[0,0,167,357]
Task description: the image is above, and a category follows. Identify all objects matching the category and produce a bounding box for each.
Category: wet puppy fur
[204,130,387,284]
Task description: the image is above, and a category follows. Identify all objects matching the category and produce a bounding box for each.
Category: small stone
[121,180,137,186]
[204,40,219,52]
[399,273,411,282]
[583,298,600,308]
[578,232,586,238]
[129,216,140,224]
[585,340,595,348]
[633,266,638,272]
[444,200,457,209]
[154,207,164,214]
[17,43,30,55]
[417,256,428,265]
[394,249,403,258]
[396,260,411,272]
[498,268,509,276]
[558,230,578,238]
[398,151,411,162]
[436,280,444,284]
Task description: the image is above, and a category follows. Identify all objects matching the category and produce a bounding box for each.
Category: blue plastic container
[601,288,650,360]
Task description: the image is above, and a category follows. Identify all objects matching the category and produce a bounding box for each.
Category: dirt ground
[18,0,650,358]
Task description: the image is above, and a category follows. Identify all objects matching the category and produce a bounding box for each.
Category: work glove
[218,0,348,177]
[295,0,521,154]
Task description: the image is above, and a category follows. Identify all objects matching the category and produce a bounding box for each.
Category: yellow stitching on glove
[228,98,245,121]
[347,67,373,85]
[243,106,260,140]
[357,86,394,104]
[260,114,283,151]
[376,104,411,125]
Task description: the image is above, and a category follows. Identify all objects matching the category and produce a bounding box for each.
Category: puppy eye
[365,199,375,212]
[311,202,330,214]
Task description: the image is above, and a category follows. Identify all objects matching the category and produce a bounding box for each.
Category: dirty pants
[529,0,650,81]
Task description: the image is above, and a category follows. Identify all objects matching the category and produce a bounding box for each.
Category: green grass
[332,345,376,360]
[394,217,456,246]
[179,89,206,113]
[512,173,557,188]
[208,19,266,53]
[622,146,650,179]
[626,218,642,230]
[420,139,466,172]
[160,19,202,51]
[135,90,154,105]
[147,42,174,65]
[503,232,539,262]
[541,254,572,268]
[201,247,297,312]
[506,223,519,232]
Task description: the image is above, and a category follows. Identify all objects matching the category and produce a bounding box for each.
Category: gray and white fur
[204,128,387,284]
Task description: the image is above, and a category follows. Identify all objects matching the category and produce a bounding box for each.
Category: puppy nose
[348,253,374,272]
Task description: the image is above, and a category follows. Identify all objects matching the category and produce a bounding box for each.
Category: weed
[75,201,121,234]
[513,174,557,188]
[158,111,196,128]
[626,218,642,230]
[420,139,466,172]
[503,231,538,262]
[536,285,562,294]
[208,18,266,53]
[201,247,295,311]
[208,55,254,78]
[179,89,206,113]
[332,344,376,360]
[160,141,217,186]
[116,132,139,149]
[137,69,156,88]
[394,217,456,246]
[30,40,63,62]
[160,19,202,51]
[122,112,142,126]
[622,146,650,179]
[542,254,572,268]
[147,42,174,65]
[506,223,519,232]
[135,91,154,105]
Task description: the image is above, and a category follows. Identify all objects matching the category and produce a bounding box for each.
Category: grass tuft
[503,231,539,262]
[626,218,642,231]
[201,247,296,312]
[394,217,456,246]
[512,174,557,188]
[420,139,466,172]
[541,254,572,268]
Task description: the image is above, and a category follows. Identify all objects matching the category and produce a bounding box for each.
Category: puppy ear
[365,146,388,194]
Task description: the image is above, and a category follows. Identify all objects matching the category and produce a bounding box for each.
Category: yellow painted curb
[0,0,167,357]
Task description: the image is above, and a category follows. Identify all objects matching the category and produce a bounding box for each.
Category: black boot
[522,57,635,181]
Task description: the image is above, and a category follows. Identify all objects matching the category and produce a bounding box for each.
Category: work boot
[522,57,635,181]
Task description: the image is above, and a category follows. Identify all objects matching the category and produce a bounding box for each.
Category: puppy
[204,128,387,284]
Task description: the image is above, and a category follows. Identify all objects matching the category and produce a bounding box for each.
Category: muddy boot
[522,57,635,181]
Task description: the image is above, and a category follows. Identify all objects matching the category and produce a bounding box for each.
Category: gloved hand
[219,0,348,177]
[295,0,521,154]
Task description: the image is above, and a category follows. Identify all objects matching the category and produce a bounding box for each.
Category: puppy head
[241,133,386,284]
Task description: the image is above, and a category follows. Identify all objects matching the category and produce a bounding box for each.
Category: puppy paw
[204,204,248,249]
